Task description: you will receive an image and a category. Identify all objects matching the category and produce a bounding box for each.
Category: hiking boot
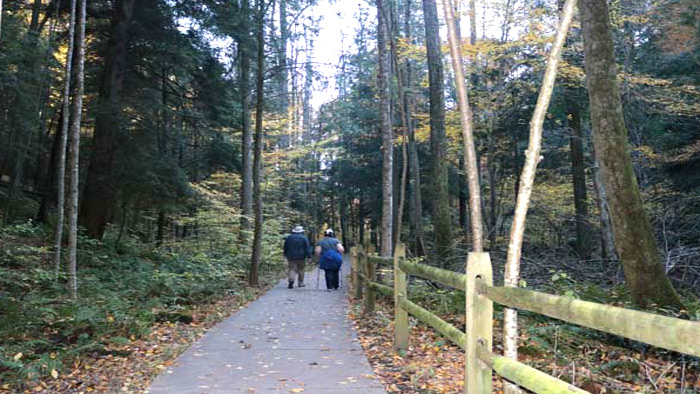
[288,281,294,289]
[298,283,306,288]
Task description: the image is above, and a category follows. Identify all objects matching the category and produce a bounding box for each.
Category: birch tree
[377,0,394,257]
[239,0,254,242]
[441,0,485,252]
[52,0,77,274]
[249,0,267,286]
[501,0,577,392]
[67,0,87,300]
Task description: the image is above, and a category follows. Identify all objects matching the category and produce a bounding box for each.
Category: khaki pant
[287,259,306,285]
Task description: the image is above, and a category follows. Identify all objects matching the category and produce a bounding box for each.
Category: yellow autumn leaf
[51,369,59,379]
[290,389,305,393]
[13,352,22,361]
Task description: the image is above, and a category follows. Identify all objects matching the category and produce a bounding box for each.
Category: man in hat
[283,226,312,288]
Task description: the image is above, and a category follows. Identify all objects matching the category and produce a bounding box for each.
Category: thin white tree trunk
[502,0,577,393]
[377,0,393,257]
[239,0,254,242]
[441,0,485,252]
[67,0,86,300]
[0,0,3,41]
[249,0,266,287]
[53,0,78,275]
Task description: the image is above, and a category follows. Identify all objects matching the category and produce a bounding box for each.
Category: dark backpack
[319,249,342,270]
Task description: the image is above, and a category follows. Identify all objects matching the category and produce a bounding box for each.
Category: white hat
[292,226,304,233]
[324,228,334,236]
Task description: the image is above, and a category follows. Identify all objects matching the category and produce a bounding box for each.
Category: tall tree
[80,0,136,239]
[403,0,426,256]
[565,88,591,260]
[579,0,684,309]
[377,0,393,257]
[442,0,485,252]
[422,0,451,261]
[502,1,577,392]
[239,0,254,241]
[67,0,87,300]
[277,0,289,115]
[249,0,266,287]
[52,0,78,274]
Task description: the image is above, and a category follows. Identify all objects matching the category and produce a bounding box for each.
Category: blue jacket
[319,249,343,270]
[283,233,312,260]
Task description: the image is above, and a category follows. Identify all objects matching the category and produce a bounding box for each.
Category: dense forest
[0,0,699,392]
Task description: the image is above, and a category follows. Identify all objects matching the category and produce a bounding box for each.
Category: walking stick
[316,265,320,289]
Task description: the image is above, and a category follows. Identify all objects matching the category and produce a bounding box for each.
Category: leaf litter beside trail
[2,281,273,394]
[348,295,700,394]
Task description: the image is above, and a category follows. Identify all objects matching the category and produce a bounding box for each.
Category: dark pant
[324,269,340,289]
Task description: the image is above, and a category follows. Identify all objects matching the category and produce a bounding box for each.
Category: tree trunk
[239,0,254,242]
[29,0,41,33]
[422,0,450,262]
[385,2,409,247]
[52,0,77,274]
[277,0,288,115]
[565,88,590,260]
[441,0,485,252]
[249,0,266,287]
[502,2,576,393]
[67,0,86,300]
[377,0,394,258]
[400,0,426,257]
[591,157,617,260]
[579,0,683,309]
[486,133,499,247]
[80,0,136,240]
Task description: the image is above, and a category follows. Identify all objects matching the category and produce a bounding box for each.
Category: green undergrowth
[0,221,284,388]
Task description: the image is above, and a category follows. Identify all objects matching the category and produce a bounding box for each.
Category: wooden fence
[349,243,700,394]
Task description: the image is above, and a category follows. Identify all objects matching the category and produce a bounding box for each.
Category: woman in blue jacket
[315,229,345,290]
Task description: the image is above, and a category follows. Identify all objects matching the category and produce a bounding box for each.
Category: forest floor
[3,281,273,394]
[0,223,284,394]
[349,295,700,394]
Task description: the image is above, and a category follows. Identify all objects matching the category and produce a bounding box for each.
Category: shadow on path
[146,262,387,394]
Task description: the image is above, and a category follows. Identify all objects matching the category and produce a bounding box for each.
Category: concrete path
[146,265,387,394]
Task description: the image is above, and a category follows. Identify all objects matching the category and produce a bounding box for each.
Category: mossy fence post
[394,243,408,351]
[353,245,364,299]
[367,244,376,255]
[364,248,376,314]
[465,252,493,394]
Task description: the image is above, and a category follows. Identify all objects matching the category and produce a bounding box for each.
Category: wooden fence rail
[349,243,700,394]
[481,284,700,357]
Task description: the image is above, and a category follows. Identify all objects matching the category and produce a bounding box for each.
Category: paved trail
[146,264,387,394]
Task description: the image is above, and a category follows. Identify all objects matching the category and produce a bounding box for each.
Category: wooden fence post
[465,252,493,394]
[367,244,376,255]
[364,250,376,314]
[354,245,364,299]
[394,243,408,351]
[350,245,357,292]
